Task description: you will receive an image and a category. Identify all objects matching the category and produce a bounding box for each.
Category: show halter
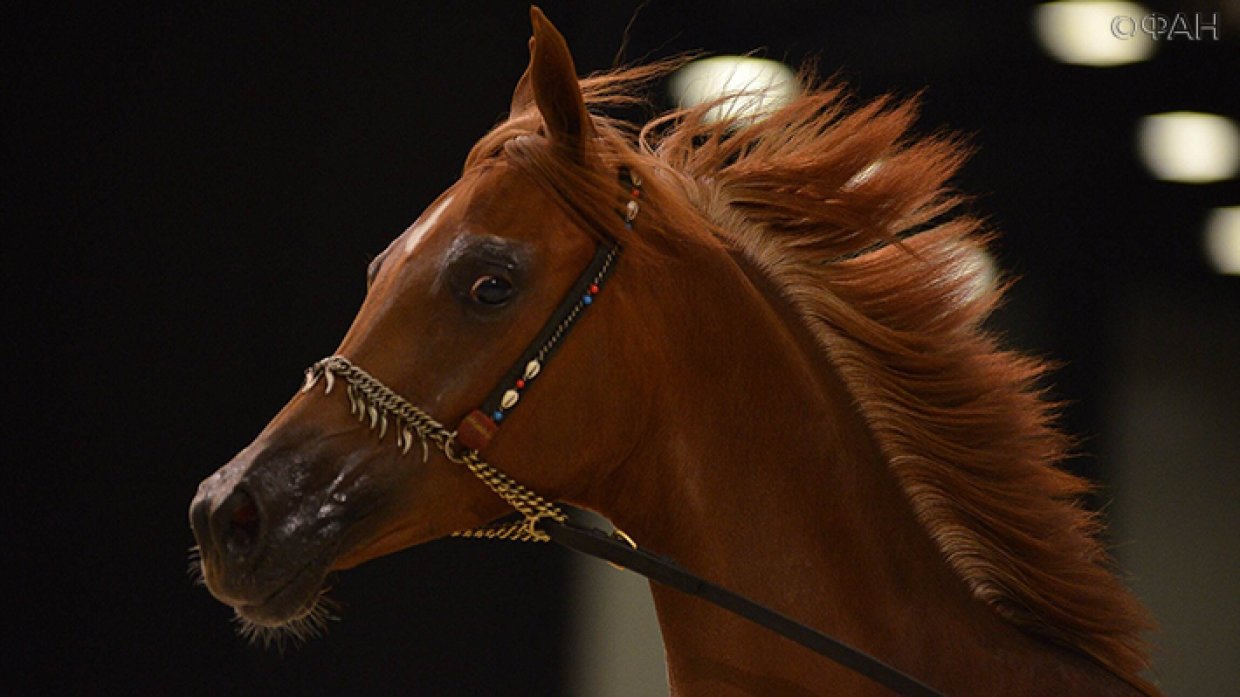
[298,168,946,697]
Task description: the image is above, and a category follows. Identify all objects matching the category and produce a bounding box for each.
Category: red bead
[631,189,641,198]
[589,284,600,294]
[516,379,526,389]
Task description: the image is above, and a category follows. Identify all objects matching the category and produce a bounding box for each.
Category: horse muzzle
[189,438,346,627]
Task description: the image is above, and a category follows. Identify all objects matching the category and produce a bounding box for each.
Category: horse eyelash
[365,254,383,290]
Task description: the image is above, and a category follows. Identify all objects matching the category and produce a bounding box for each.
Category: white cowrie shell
[501,390,520,410]
[524,360,541,380]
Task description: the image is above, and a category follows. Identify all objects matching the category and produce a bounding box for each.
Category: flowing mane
[466,64,1154,687]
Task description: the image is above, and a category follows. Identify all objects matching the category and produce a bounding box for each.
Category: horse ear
[509,38,536,115]
[527,6,592,157]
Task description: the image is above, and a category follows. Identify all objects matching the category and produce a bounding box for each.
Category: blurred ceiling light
[1204,207,1240,275]
[1138,112,1240,183]
[1033,2,1155,66]
[669,56,797,124]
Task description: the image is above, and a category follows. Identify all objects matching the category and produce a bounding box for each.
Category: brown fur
[468,64,1156,691]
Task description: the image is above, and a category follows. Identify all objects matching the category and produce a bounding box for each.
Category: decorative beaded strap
[455,168,637,451]
[456,242,619,451]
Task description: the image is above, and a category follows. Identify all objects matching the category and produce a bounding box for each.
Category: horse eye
[470,275,515,305]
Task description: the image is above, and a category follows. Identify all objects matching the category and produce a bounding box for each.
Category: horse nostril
[216,487,264,557]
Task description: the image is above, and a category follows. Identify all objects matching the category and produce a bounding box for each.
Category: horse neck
[577,242,1139,696]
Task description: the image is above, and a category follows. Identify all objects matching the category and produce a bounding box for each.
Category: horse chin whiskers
[232,589,339,653]
[186,545,205,588]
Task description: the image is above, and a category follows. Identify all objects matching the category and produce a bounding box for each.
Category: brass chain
[451,451,566,542]
[302,355,566,543]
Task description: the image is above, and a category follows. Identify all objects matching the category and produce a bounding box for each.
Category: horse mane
[466,63,1155,686]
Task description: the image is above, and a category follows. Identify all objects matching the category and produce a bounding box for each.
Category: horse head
[189,7,645,638]
[188,9,1160,695]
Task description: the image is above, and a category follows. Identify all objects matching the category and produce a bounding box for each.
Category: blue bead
[493,411,504,422]
[582,295,593,305]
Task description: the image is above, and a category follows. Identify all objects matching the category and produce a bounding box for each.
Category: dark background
[5,2,1237,695]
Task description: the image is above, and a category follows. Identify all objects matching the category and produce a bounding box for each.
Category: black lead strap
[541,519,948,697]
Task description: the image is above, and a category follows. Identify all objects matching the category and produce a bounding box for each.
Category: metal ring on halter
[441,432,471,464]
[607,528,638,571]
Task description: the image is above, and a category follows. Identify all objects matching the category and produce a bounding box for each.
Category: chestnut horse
[190,8,1160,695]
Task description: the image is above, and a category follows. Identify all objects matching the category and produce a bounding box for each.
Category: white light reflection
[1138,112,1240,184]
[1204,207,1240,275]
[1033,2,1154,66]
[669,56,797,124]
